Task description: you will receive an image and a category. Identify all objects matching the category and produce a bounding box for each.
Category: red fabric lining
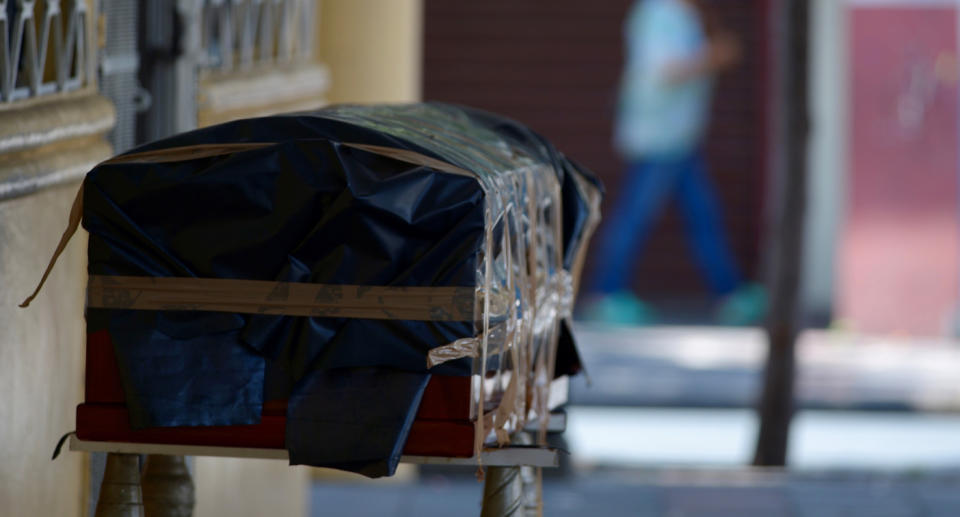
[79,331,476,458]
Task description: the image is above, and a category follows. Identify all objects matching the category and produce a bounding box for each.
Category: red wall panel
[839,7,960,335]
[424,0,770,298]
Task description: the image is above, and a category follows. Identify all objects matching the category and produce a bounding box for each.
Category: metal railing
[200,0,315,73]
[0,0,91,102]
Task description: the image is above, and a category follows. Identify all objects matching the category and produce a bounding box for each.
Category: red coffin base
[77,330,477,458]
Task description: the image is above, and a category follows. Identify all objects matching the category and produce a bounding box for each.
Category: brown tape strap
[342,143,476,178]
[103,143,276,165]
[86,275,476,322]
[102,141,477,179]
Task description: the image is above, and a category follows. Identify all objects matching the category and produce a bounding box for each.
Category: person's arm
[664,32,741,85]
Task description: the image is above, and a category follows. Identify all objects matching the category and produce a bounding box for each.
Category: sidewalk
[310,468,960,516]
[569,324,960,411]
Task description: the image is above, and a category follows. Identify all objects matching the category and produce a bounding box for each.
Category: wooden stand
[141,455,195,517]
[481,466,525,517]
[478,463,543,517]
[75,437,557,517]
[94,453,144,517]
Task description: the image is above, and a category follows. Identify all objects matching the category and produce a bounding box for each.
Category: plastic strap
[20,183,83,308]
[426,336,480,368]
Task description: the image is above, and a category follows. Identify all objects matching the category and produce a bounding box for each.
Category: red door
[839,5,960,335]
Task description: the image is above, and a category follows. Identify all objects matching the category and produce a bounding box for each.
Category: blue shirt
[614,0,713,159]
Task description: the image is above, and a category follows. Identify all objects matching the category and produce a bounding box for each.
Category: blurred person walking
[587,0,764,325]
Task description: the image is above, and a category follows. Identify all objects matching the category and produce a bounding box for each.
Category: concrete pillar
[0,183,90,516]
[316,0,424,103]
[800,0,848,327]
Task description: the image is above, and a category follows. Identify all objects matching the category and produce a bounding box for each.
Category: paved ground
[311,468,960,516]
[563,407,960,470]
[569,325,960,411]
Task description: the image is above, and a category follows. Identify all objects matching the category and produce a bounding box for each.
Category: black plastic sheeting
[82,103,601,477]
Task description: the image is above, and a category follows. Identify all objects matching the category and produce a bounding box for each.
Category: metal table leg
[141,455,195,517]
[95,453,144,517]
[481,465,525,517]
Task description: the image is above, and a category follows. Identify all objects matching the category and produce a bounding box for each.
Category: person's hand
[664,33,741,85]
[710,33,741,70]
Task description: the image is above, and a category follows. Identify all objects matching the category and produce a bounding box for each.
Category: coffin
[27,104,602,477]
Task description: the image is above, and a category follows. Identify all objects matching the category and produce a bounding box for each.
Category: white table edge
[69,436,559,467]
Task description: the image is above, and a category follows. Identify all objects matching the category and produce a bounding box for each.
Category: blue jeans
[592,151,742,296]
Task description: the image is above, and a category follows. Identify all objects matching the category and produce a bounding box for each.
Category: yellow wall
[0,184,87,516]
[317,0,424,103]
[194,458,309,517]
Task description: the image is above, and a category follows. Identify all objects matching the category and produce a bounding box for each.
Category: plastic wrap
[23,103,602,477]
